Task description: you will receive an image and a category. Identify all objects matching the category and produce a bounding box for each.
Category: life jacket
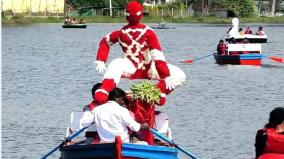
[265,128,284,154]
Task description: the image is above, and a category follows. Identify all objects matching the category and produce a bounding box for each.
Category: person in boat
[64,16,71,24]
[83,83,102,111]
[93,1,185,106]
[244,27,253,34]
[79,18,86,24]
[255,107,284,159]
[256,26,266,36]
[89,87,150,143]
[71,18,77,24]
[217,40,227,55]
[238,28,244,35]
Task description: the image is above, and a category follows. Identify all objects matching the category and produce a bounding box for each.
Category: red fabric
[88,102,97,111]
[129,100,155,145]
[95,79,116,104]
[259,153,284,159]
[245,29,252,34]
[125,1,143,25]
[265,128,284,154]
[155,60,170,79]
[97,31,120,62]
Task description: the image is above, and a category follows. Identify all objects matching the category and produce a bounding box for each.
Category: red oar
[180,54,213,63]
[262,55,284,63]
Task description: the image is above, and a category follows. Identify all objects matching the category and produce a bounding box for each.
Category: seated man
[83,88,150,143]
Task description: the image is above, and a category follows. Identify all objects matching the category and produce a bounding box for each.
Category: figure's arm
[146,29,170,79]
[95,30,120,74]
[97,30,120,62]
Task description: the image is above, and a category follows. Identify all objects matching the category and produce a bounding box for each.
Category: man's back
[94,101,140,143]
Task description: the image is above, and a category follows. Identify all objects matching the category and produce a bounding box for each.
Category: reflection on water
[2,23,284,159]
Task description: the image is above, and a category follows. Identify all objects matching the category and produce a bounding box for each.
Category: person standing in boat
[256,27,266,36]
[82,87,150,143]
[217,40,227,55]
[255,107,284,159]
[93,1,185,106]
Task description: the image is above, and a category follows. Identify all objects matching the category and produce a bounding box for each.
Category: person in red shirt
[94,1,185,106]
[217,40,227,55]
[245,27,253,34]
[255,107,284,159]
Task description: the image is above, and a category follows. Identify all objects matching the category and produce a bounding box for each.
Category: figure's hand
[164,77,175,90]
[94,61,106,74]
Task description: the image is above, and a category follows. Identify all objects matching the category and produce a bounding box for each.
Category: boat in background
[214,43,262,66]
[62,24,87,28]
[151,22,175,29]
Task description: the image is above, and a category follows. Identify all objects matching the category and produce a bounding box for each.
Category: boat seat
[154,111,172,140]
[66,111,172,140]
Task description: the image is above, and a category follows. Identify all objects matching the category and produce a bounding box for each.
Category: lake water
[2,23,284,159]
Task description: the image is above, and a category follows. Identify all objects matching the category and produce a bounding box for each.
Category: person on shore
[256,27,266,36]
[245,27,253,34]
[93,1,185,106]
[254,107,284,159]
[83,87,150,143]
[217,40,227,55]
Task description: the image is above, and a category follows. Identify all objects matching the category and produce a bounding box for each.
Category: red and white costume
[94,1,185,105]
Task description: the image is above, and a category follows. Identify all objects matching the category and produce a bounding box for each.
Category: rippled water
[2,23,284,159]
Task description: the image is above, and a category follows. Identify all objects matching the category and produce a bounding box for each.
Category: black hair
[92,83,102,99]
[108,88,126,101]
[265,107,284,128]
[219,40,224,43]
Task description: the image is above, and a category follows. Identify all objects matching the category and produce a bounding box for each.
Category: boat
[151,22,175,29]
[62,24,87,28]
[59,111,178,159]
[59,137,179,159]
[226,18,267,43]
[214,43,262,66]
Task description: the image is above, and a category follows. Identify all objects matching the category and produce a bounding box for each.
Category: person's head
[246,26,250,30]
[239,28,243,32]
[258,26,263,31]
[92,83,102,100]
[219,39,224,44]
[108,88,129,107]
[125,1,143,25]
[265,107,284,129]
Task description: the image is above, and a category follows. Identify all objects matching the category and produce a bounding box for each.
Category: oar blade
[180,59,194,63]
[269,56,283,63]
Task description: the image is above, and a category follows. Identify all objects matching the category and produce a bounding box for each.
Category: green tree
[214,0,257,17]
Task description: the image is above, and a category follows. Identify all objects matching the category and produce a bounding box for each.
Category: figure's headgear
[125,1,143,25]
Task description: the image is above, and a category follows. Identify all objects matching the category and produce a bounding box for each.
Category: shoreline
[2,15,284,26]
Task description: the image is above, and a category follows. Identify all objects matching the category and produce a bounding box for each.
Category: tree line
[66,0,283,17]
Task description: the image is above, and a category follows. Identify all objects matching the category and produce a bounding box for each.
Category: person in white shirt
[81,88,150,143]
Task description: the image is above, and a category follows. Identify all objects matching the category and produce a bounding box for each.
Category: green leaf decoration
[130,80,161,105]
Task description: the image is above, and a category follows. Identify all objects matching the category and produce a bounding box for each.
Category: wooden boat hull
[213,53,262,65]
[62,24,87,28]
[60,140,179,159]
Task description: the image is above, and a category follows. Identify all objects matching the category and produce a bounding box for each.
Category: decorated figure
[94,1,185,105]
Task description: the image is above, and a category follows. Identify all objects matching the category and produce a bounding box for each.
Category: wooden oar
[41,124,92,159]
[180,54,213,63]
[150,128,199,159]
[262,55,283,63]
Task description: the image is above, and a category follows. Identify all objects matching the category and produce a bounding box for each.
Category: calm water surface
[2,23,284,159]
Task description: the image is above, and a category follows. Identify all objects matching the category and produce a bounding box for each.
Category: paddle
[41,124,92,159]
[180,54,213,63]
[150,128,199,159]
[262,55,283,63]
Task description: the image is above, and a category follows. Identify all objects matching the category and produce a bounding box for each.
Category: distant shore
[2,15,284,26]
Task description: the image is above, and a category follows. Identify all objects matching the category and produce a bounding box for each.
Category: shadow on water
[261,63,284,68]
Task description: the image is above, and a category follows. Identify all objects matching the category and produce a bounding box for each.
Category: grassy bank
[2,15,284,26]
